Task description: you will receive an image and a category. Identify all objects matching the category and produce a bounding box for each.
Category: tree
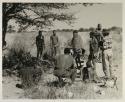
[110,26,118,31]
[89,27,95,31]
[2,3,94,47]
[79,28,84,32]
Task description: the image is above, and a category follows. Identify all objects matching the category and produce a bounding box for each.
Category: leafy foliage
[3,3,76,30]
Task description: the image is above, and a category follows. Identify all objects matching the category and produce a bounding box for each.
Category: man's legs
[73,48,82,68]
[60,69,76,85]
[51,46,54,57]
[52,46,56,57]
[37,47,40,59]
[88,67,94,82]
[54,69,76,85]
[58,76,64,87]
[54,46,58,56]
[98,48,102,62]
[39,47,43,59]
[92,58,101,82]
[102,50,111,78]
[108,50,113,78]
[86,55,94,82]
[54,70,64,87]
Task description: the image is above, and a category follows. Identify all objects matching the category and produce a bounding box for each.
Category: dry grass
[3,30,122,99]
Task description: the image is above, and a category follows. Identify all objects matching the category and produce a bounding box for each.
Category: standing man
[87,29,101,83]
[102,29,113,79]
[94,24,104,62]
[95,24,103,42]
[36,31,45,59]
[71,30,84,68]
[50,30,59,57]
[71,30,83,55]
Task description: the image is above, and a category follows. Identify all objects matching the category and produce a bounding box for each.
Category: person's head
[97,24,102,30]
[102,29,109,37]
[73,30,78,37]
[90,28,95,38]
[53,30,56,36]
[38,30,42,36]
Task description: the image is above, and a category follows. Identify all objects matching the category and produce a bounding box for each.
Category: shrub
[2,40,55,88]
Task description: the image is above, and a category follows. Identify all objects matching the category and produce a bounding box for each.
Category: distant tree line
[6,25,122,33]
[50,26,122,33]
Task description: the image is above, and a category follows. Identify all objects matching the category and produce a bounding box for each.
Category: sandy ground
[2,76,24,99]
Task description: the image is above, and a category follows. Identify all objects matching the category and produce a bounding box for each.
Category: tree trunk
[2,17,8,47]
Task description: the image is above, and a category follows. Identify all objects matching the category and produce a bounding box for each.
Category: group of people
[87,24,113,83]
[36,24,113,85]
[36,30,59,58]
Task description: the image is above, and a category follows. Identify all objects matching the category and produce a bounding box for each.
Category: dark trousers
[37,46,43,59]
[51,46,59,57]
[73,48,82,68]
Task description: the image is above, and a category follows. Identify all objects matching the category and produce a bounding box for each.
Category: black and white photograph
[2,2,122,99]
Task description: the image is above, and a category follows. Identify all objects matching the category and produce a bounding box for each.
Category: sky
[52,3,122,29]
[9,3,122,31]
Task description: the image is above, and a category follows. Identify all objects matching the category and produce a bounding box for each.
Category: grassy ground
[2,30,122,99]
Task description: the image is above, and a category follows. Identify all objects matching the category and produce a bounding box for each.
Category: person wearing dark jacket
[94,24,104,62]
[36,31,45,59]
[87,30,101,83]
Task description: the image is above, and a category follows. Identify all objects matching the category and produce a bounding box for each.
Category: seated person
[54,48,76,85]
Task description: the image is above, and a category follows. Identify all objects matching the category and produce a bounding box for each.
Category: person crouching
[54,48,76,87]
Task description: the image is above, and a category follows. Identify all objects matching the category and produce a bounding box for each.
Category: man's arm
[36,36,38,46]
[56,36,59,47]
[91,38,98,52]
[57,36,59,42]
[50,36,53,48]
[43,36,45,49]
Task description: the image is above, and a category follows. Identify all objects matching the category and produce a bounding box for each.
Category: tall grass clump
[3,40,33,70]
[2,40,44,88]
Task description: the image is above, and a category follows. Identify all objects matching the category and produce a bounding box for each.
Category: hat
[39,30,42,34]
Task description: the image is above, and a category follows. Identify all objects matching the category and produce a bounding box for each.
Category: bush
[2,42,55,87]
[3,48,34,70]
